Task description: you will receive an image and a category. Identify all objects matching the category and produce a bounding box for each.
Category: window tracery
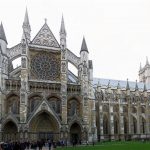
[31,53,60,81]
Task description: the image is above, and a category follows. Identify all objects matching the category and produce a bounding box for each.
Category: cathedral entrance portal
[70,123,81,144]
[29,112,59,141]
[3,121,18,141]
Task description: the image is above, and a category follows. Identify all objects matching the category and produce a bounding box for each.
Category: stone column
[20,40,28,123]
[127,97,131,135]
[109,105,114,140]
[119,105,124,140]
[82,76,89,124]
[99,105,104,140]
[61,48,67,125]
[137,101,140,135]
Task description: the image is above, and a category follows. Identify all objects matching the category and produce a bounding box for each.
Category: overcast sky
[1,0,150,81]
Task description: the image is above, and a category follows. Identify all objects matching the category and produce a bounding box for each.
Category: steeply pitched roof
[0,22,7,44]
[80,37,88,53]
[32,22,60,48]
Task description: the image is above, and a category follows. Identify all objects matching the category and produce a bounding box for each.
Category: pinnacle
[60,15,66,35]
[135,80,138,91]
[23,8,30,25]
[80,37,89,53]
[126,78,130,90]
[117,81,120,89]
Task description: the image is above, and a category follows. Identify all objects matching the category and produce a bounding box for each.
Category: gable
[31,23,60,48]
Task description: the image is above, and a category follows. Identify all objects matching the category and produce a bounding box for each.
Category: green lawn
[56,141,150,150]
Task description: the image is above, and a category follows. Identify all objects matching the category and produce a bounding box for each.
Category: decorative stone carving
[61,49,66,60]
[61,62,66,73]
[32,23,60,48]
[21,93,25,103]
[41,103,48,110]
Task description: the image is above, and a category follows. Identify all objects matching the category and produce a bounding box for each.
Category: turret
[22,8,31,43]
[59,15,67,49]
[80,37,89,76]
[80,37,89,61]
[0,22,7,54]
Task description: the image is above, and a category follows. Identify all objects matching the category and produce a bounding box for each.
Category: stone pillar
[119,105,124,140]
[61,47,67,124]
[20,40,28,123]
[109,105,114,140]
[82,76,89,124]
[99,105,104,140]
[60,17,68,125]
[127,97,131,135]
[137,101,140,135]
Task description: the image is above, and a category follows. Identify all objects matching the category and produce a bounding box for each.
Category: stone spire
[0,22,7,44]
[80,37,89,54]
[60,15,67,49]
[22,8,31,43]
[60,15,66,35]
[23,8,30,25]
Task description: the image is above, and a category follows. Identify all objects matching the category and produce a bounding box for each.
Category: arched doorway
[70,123,81,144]
[3,121,18,141]
[29,111,59,141]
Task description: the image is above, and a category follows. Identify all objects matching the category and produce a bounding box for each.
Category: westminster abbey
[0,9,150,143]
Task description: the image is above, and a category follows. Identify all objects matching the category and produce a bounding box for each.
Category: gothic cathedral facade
[0,9,150,143]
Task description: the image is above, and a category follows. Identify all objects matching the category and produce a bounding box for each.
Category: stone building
[0,9,150,143]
